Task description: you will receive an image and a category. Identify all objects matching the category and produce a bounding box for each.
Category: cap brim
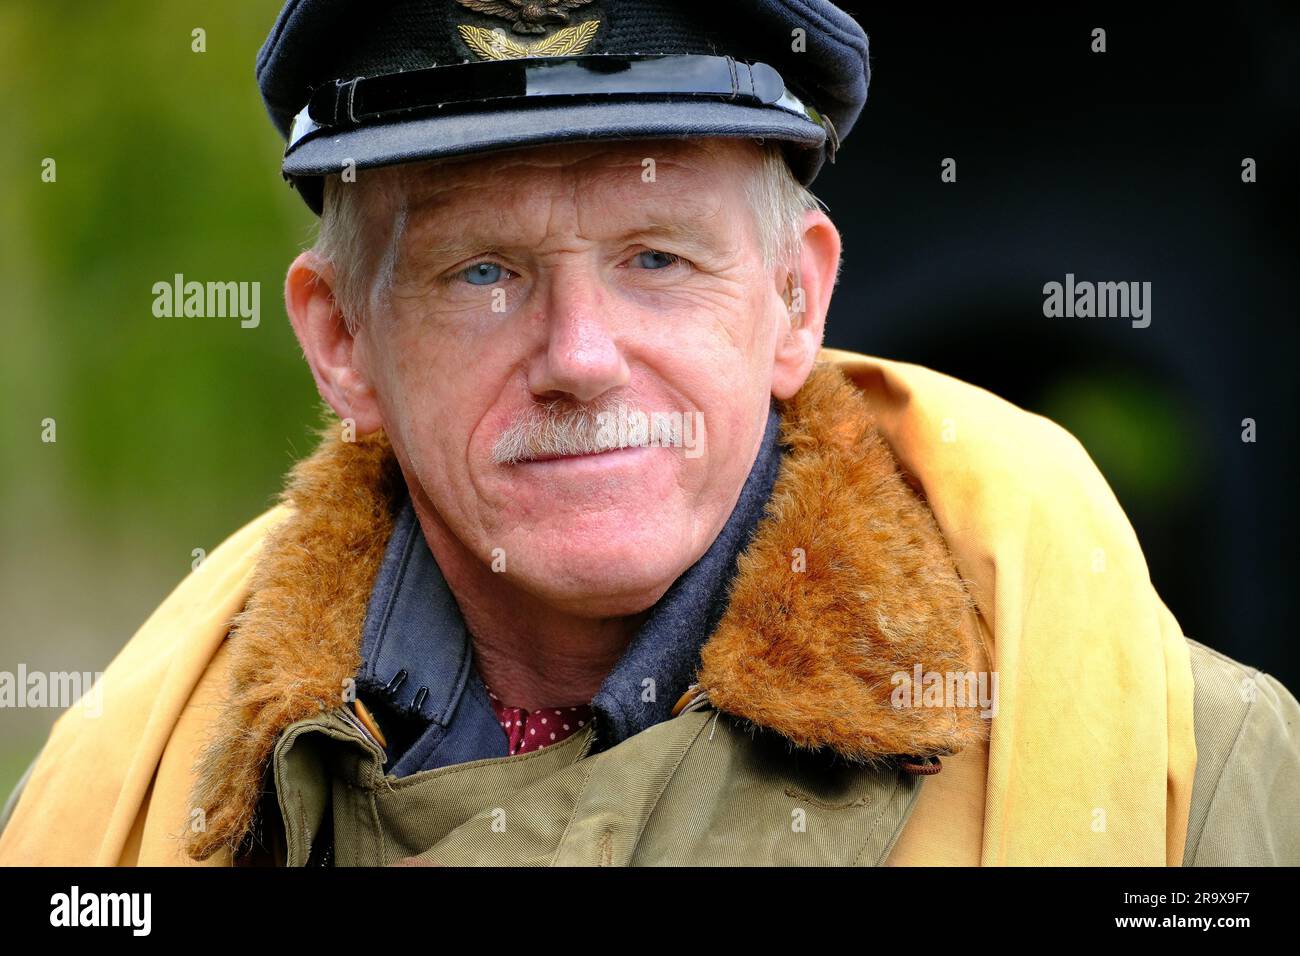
[282,99,827,213]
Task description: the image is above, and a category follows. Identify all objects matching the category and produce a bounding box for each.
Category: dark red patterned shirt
[484,683,593,756]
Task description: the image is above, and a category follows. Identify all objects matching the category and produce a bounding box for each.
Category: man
[2,0,1297,866]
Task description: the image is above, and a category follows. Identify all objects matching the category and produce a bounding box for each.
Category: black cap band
[287,53,837,160]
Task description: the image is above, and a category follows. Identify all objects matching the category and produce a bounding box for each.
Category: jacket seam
[633,713,717,855]
[548,763,597,866]
[853,769,910,865]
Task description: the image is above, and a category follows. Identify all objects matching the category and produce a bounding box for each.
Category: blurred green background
[0,1,317,797]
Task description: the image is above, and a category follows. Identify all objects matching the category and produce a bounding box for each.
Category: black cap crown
[257,0,870,213]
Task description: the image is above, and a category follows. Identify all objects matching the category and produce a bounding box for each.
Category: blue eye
[461,262,504,285]
[634,250,679,270]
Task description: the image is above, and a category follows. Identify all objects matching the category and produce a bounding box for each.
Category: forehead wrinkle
[436,198,735,262]
[402,182,669,239]
[401,137,737,217]
[398,141,752,261]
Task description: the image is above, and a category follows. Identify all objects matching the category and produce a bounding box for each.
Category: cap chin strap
[285,53,834,158]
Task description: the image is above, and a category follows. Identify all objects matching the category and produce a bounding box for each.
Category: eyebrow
[402,203,731,266]
[623,213,727,252]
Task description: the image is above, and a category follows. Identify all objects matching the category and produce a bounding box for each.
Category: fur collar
[186,362,986,861]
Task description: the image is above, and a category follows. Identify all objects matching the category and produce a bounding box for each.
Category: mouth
[514,445,651,469]
[525,445,623,463]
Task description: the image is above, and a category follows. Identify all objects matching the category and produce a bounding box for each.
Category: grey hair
[741,140,826,274]
[314,139,824,333]
[313,165,410,334]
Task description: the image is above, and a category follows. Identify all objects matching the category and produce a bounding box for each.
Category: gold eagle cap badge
[455,0,601,60]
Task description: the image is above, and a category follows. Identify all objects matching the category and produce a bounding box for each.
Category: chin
[508,532,691,618]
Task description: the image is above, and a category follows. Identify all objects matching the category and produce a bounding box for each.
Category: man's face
[351,139,798,617]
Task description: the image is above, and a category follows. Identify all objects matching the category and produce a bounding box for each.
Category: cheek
[686,305,780,488]
[739,285,781,360]
[639,352,772,499]
[375,323,548,539]
[679,274,780,379]
[650,292,778,411]
[366,322,477,482]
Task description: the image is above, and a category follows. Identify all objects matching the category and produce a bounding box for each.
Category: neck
[406,487,650,712]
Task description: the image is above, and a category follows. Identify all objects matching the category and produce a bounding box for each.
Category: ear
[770,208,841,401]
[284,251,384,434]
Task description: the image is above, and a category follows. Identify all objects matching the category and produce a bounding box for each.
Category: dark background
[0,3,1296,795]
[824,5,1299,689]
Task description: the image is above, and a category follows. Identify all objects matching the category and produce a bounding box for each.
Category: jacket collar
[186,362,986,860]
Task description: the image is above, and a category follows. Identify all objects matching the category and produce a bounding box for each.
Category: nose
[526,270,630,403]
